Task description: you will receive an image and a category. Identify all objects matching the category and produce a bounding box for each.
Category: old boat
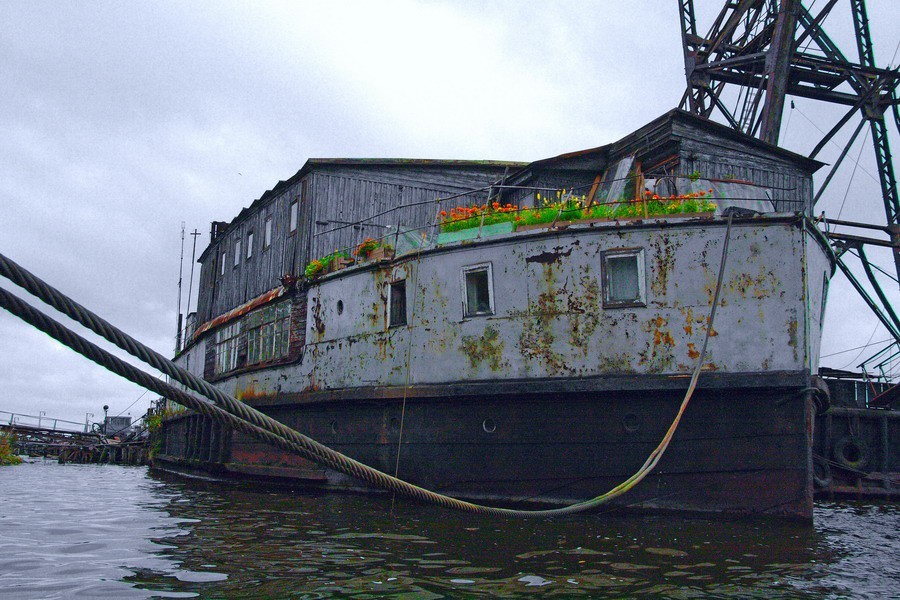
[157,110,833,519]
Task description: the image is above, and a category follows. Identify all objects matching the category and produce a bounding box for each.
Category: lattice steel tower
[678,0,900,287]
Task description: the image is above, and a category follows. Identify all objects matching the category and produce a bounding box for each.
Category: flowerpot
[365,246,394,262]
[327,257,354,273]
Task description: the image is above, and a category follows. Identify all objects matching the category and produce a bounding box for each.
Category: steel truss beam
[679,0,900,288]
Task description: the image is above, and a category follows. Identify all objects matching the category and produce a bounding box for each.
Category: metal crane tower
[678,0,900,353]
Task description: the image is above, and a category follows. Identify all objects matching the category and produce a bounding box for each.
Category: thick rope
[0,220,730,516]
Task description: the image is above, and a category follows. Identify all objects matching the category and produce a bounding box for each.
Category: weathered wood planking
[197,163,514,322]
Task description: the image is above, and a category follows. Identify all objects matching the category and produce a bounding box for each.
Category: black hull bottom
[157,379,815,520]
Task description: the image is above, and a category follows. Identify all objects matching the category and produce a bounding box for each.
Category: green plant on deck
[304,250,352,279]
[517,190,588,226]
[688,169,702,182]
[436,187,717,238]
[0,431,22,466]
[438,201,521,233]
[353,238,394,260]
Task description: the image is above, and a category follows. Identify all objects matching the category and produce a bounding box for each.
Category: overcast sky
[2,1,899,428]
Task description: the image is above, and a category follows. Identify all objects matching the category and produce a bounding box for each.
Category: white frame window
[234,239,242,267]
[246,230,254,260]
[601,248,646,308]
[264,216,273,249]
[289,200,299,233]
[461,263,495,318]
[219,250,226,276]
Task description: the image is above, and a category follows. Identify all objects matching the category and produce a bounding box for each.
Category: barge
[157,110,834,519]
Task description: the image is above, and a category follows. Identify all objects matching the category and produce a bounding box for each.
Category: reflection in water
[0,460,897,598]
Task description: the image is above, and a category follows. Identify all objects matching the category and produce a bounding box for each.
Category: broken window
[462,263,494,317]
[289,200,299,233]
[246,231,254,260]
[264,216,273,249]
[214,321,241,374]
[595,155,636,205]
[602,249,645,307]
[245,301,292,365]
[389,280,407,327]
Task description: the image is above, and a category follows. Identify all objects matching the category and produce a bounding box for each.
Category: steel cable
[0,219,731,515]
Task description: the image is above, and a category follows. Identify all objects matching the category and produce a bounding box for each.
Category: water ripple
[1,459,897,598]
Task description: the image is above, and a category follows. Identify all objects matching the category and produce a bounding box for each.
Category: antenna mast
[175,222,185,353]
[185,229,201,342]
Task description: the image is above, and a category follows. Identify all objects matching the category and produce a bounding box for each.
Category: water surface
[1,460,897,598]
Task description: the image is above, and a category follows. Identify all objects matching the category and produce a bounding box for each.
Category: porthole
[330,420,338,434]
[337,300,344,315]
[622,413,640,434]
[482,418,497,433]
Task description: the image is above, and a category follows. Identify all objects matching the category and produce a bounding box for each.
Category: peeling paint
[650,234,681,297]
[310,295,325,341]
[236,220,823,392]
[788,318,799,362]
[597,353,635,374]
[460,326,508,372]
[525,246,573,265]
[639,315,676,372]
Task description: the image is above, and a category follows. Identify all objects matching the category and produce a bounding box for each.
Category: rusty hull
[162,215,833,519]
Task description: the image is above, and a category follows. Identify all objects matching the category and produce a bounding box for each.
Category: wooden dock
[1,421,147,465]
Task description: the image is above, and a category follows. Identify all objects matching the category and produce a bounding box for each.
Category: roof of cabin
[513,109,823,178]
[201,109,823,260]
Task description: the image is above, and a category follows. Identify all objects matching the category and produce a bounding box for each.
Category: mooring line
[0,220,730,516]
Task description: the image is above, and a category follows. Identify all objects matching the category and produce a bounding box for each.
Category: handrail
[0,410,85,431]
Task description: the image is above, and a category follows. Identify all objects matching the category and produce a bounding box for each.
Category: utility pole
[185,229,201,341]
[175,222,185,353]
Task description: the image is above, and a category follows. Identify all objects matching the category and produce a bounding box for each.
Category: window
[234,239,241,267]
[462,263,494,317]
[264,216,273,249]
[219,250,226,276]
[214,322,241,374]
[289,200,298,233]
[246,231,254,260]
[602,249,646,307]
[245,301,291,365]
[389,280,407,327]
